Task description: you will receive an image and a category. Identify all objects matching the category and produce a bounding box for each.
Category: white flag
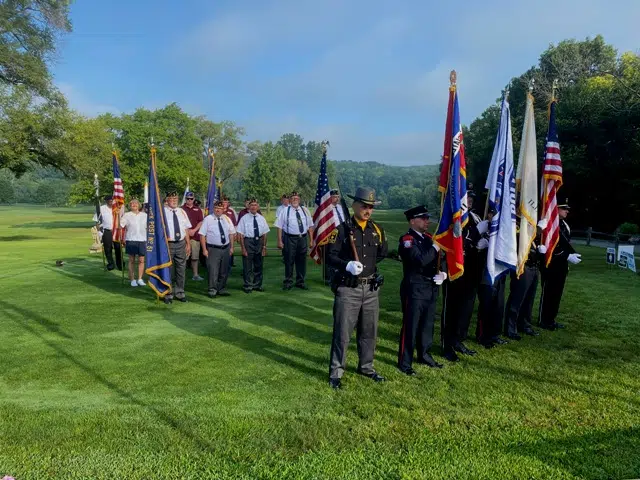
[485,95,517,284]
[516,92,538,277]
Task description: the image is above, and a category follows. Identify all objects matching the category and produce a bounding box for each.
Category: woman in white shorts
[121,198,148,287]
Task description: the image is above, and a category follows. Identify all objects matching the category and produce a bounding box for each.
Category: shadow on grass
[12,221,94,229]
[504,426,640,479]
[0,299,73,340]
[0,235,43,242]
[160,310,327,382]
[3,307,217,454]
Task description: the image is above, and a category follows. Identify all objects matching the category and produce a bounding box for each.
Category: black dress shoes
[176,297,187,303]
[295,284,309,290]
[359,371,386,382]
[399,367,417,376]
[329,378,341,389]
[506,334,522,341]
[454,342,477,356]
[523,328,539,336]
[493,337,509,345]
[163,297,173,304]
[443,350,460,362]
[417,355,443,368]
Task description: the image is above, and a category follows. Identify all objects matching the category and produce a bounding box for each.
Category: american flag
[310,143,336,264]
[112,151,125,243]
[540,99,563,266]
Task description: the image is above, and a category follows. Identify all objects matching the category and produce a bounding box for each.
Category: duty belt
[356,276,375,285]
[284,232,307,238]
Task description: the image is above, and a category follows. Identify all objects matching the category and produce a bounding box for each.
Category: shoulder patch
[401,234,413,248]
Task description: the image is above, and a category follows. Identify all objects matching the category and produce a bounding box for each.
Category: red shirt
[181,204,204,240]
[224,207,238,226]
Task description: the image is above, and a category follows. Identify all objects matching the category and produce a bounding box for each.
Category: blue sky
[53,0,640,165]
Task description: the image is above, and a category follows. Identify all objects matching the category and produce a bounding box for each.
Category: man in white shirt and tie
[275,191,313,290]
[237,198,270,293]
[330,189,346,226]
[92,195,122,271]
[163,189,192,303]
[200,200,236,298]
[275,193,290,220]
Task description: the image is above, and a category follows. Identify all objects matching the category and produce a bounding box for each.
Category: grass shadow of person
[3,307,217,454]
[0,299,73,340]
[159,309,327,383]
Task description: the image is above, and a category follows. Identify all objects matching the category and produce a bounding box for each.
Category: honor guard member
[397,205,445,375]
[440,192,488,361]
[442,190,489,361]
[538,199,581,330]
[164,188,192,303]
[199,200,236,298]
[275,193,290,220]
[327,187,388,389]
[475,207,509,348]
[236,198,270,293]
[275,191,313,290]
[93,195,123,271]
[504,228,542,339]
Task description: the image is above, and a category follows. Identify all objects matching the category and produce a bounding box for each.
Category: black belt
[357,276,375,285]
[207,243,229,249]
[168,239,184,244]
[284,232,307,238]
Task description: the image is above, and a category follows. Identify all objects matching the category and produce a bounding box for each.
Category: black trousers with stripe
[398,282,437,371]
[476,275,506,343]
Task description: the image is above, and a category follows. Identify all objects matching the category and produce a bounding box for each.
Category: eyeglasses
[186,197,195,201]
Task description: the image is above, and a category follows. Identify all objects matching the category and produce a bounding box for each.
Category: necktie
[295,209,304,233]
[336,206,343,223]
[253,215,259,239]
[173,210,181,241]
[218,217,226,245]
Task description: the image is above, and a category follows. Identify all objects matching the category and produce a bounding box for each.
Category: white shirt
[333,204,346,226]
[237,213,270,239]
[199,214,237,246]
[121,211,147,242]
[164,206,192,242]
[275,205,313,235]
[93,205,113,230]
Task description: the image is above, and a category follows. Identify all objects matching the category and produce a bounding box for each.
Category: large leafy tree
[243,141,289,211]
[0,0,72,99]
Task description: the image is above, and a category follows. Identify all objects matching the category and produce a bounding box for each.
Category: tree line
[464,36,640,232]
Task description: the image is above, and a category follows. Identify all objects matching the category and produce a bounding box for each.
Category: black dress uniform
[440,210,483,359]
[538,214,576,329]
[397,206,442,374]
[327,187,388,389]
[504,237,541,338]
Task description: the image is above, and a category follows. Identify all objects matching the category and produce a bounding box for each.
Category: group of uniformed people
[96,184,579,390]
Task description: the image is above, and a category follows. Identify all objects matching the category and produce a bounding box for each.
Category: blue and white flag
[484,94,517,284]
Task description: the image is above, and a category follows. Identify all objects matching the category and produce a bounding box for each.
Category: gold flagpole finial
[450,70,457,86]
[321,140,330,153]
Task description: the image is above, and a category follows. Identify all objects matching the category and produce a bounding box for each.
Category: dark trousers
[242,237,264,290]
[398,285,437,371]
[476,275,506,343]
[320,245,334,284]
[168,240,187,299]
[283,234,307,287]
[329,284,379,379]
[538,264,568,327]
[102,229,122,270]
[504,267,538,335]
[207,245,230,295]
[441,278,474,351]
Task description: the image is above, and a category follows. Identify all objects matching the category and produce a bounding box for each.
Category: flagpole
[94,173,107,271]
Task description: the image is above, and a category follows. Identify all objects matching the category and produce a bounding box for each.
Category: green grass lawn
[1,206,639,479]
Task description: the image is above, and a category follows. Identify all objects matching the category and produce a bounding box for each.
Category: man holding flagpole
[163,188,192,303]
[538,86,581,330]
[476,90,517,348]
[504,83,540,339]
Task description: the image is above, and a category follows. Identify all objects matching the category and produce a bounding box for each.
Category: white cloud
[57,82,120,117]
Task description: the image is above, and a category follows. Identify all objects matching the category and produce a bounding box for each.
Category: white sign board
[618,245,637,273]
[606,247,616,265]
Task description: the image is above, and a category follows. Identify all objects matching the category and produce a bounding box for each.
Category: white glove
[432,242,440,252]
[476,238,489,250]
[433,271,447,285]
[346,261,364,275]
[476,220,489,235]
[537,218,548,230]
[567,253,582,265]
[538,244,547,254]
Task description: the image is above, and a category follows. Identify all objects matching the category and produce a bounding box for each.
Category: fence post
[586,226,592,246]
